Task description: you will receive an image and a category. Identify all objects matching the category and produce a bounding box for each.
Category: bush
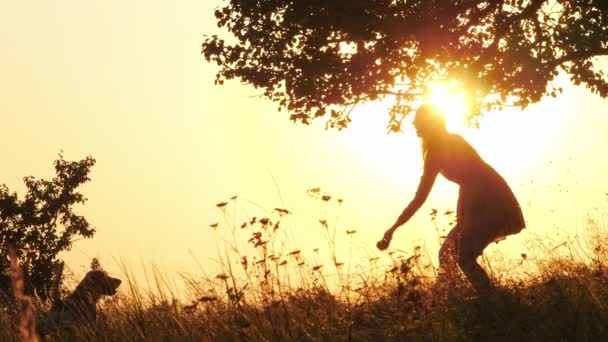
[0,154,96,300]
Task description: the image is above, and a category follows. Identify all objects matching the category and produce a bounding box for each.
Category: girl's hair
[414,104,447,158]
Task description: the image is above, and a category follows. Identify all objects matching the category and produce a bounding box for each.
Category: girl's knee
[457,237,484,266]
[457,248,479,271]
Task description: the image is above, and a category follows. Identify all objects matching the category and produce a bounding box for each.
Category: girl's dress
[423,134,525,251]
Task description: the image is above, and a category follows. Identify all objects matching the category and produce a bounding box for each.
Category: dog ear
[80,271,97,288]
[80,270,106,294]
[80,270,121,296]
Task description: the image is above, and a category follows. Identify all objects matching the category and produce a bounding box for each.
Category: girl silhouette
[377,104,525,294]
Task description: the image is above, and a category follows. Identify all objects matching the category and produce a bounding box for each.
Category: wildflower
[346,229,357,235]
[429,208,437,220]
[216,202,228,208]
[321,195,331,202]
[288,250,301,256]
[255,240,268,247]
[209,223,219,229]
[90,258,102,271]
[198,296,217,302]
[274,208,291,215]
[255,259,266,265]
[248,232,262,243]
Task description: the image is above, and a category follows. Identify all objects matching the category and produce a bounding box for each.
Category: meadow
[2,192,608,341]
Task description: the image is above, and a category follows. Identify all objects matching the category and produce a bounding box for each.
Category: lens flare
[427,82,468,133]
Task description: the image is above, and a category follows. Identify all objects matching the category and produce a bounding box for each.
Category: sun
[426,82,468,133]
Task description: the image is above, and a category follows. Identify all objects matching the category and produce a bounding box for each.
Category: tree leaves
[0,154,96,299]
[203,0,608,129]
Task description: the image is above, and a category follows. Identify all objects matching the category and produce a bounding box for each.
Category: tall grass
[2,191,608,340]
[6,248,39,342]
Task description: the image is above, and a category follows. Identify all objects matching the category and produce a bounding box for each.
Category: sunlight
[426,82,468,133]
[423,81,564,174]
[346,80,568,195]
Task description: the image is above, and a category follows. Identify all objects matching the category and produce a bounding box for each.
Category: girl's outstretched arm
[377,158,438,250]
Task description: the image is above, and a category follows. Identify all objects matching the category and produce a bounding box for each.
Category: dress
[423,134,525,252]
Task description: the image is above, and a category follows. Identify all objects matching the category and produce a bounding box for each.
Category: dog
[40,270,121,335]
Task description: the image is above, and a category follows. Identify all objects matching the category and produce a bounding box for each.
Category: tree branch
[509,0,547,22]
[548,48,608,69]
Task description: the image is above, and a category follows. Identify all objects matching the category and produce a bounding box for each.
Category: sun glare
[426,82,468,133]
[349,79,567,184]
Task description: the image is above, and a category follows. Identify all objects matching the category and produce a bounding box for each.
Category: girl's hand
[376,229,394,251]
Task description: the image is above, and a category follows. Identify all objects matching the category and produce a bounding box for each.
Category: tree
[202,0,608,131]
[0,154,96,300]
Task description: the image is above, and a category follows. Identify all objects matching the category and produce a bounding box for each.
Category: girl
[377,104,525,294]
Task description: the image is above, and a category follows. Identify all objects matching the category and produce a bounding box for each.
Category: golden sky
[2,1,608,285]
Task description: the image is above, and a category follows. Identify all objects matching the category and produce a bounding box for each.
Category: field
[2,196,608,341]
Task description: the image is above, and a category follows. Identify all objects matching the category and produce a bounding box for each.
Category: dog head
[76,270,122,297]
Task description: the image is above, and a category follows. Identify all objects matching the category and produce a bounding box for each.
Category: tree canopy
[202,0,608,131]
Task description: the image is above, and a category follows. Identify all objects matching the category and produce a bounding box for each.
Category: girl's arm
[377,158,438,250]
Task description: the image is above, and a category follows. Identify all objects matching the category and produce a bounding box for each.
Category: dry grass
[7,248,38,342]
[2,192,608,341]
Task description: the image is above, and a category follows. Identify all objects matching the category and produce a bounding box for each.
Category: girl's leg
[457,236,494,295]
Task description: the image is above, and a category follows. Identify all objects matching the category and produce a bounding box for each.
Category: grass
[2,191,608,341]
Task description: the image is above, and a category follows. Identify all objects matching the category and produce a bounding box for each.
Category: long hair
[413,104,447,160]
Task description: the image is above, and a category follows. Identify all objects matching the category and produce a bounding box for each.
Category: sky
[1,1,608,288]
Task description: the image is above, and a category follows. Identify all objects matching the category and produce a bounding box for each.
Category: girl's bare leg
[457,237,495,296]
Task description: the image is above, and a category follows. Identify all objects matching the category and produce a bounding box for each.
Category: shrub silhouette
[0,154,96,300]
